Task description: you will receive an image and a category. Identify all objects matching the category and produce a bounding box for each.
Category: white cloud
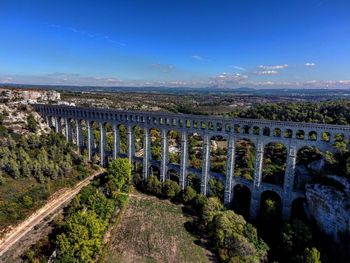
[339,80,350,85]
[305,62,316,67]
[210,72,248,87]
[258,70,279,75]
[233,66,245,71]
[191,55,207,61]
[258,64,288,70]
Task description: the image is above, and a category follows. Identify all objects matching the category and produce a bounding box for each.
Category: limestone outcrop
[305,176,350,240]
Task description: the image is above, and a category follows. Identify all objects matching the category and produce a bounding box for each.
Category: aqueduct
[33,104,350,220]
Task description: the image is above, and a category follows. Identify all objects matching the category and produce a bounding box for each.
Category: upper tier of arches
[34,104,350,144]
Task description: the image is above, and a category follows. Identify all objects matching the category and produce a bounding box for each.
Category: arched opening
[308,131,317,141]
[253,126,260,135]
[88,120,100,165]
[284,129,293,138]
[243,125,250,134]
[80,119,87,145]
[105,122,113,156]
[150,128,161,161]
[188,132,203,170]
[118,124,127,155]
[61,118,67,137]
[210,135,227,175]
[149,165,160,180]
[294,146,323,191]
[216,122,223,132]
[133,161,143,186]
[263,127,270,136]
[187,173,201,193]
[231,184,251,219]
[79,119,88,157]
[167,169,180,183]
[274,128,281,137]
[321,132,330,142]
[234,138,256,181]
[262,142,287,186]
[291,198,307,220]
[133,125,143,157]
[260,190,282,219]
[334,133,345,142]
[296,130,305,140]
[49,116,56,129]
[168,130,181,165]
[70,119,77,144]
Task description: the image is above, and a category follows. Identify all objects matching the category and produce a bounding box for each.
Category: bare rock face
[305,176,350,240]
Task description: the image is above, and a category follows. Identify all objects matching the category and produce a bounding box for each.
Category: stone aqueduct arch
[35,104,350,220]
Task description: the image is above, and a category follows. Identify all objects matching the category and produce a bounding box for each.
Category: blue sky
[0,0,350,88]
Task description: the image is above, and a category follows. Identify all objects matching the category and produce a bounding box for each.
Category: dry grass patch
[103,191,214,263]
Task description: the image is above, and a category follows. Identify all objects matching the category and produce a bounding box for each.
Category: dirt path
[0,169,104,259]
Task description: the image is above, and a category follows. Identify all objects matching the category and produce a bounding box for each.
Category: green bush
[182,186,197,204]
[145,175,162,195]
[27,114,38,133]
[115,193,128,208]
[163,179,180,199]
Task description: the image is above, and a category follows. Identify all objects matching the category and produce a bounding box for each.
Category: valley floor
[103,191,215,263]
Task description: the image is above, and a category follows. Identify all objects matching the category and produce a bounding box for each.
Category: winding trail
[0,169,104,258]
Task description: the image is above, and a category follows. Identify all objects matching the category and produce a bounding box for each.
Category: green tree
[107,158,132,192]
[56,210,107,262]
[145,175,162,195]
[27,114,38,133]
[212,210,268,263]
[182,186,197,203]
[22,195,33,208]
[209,178,225,200]
[202,197,223,226]
[304,247,321,263]
[163,179,180,199]
[8,159,20,178]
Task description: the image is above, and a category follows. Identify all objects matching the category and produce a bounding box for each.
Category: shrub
[145,175,162,195]
[202,197,223,226]
[115,193,128,208]
[27,114,38,133]
[192,194,207,214]
[182,186,197,204]
[163,179,180,199]
[212,210,268,263]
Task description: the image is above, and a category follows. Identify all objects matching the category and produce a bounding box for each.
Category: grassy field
[103,191,215,263]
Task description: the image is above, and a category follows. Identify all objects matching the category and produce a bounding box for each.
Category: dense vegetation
[228,100,350,125]
[23,158,132,262]
[0,114,90,230]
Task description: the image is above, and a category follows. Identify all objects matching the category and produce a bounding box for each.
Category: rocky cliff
[305,176,350,240]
